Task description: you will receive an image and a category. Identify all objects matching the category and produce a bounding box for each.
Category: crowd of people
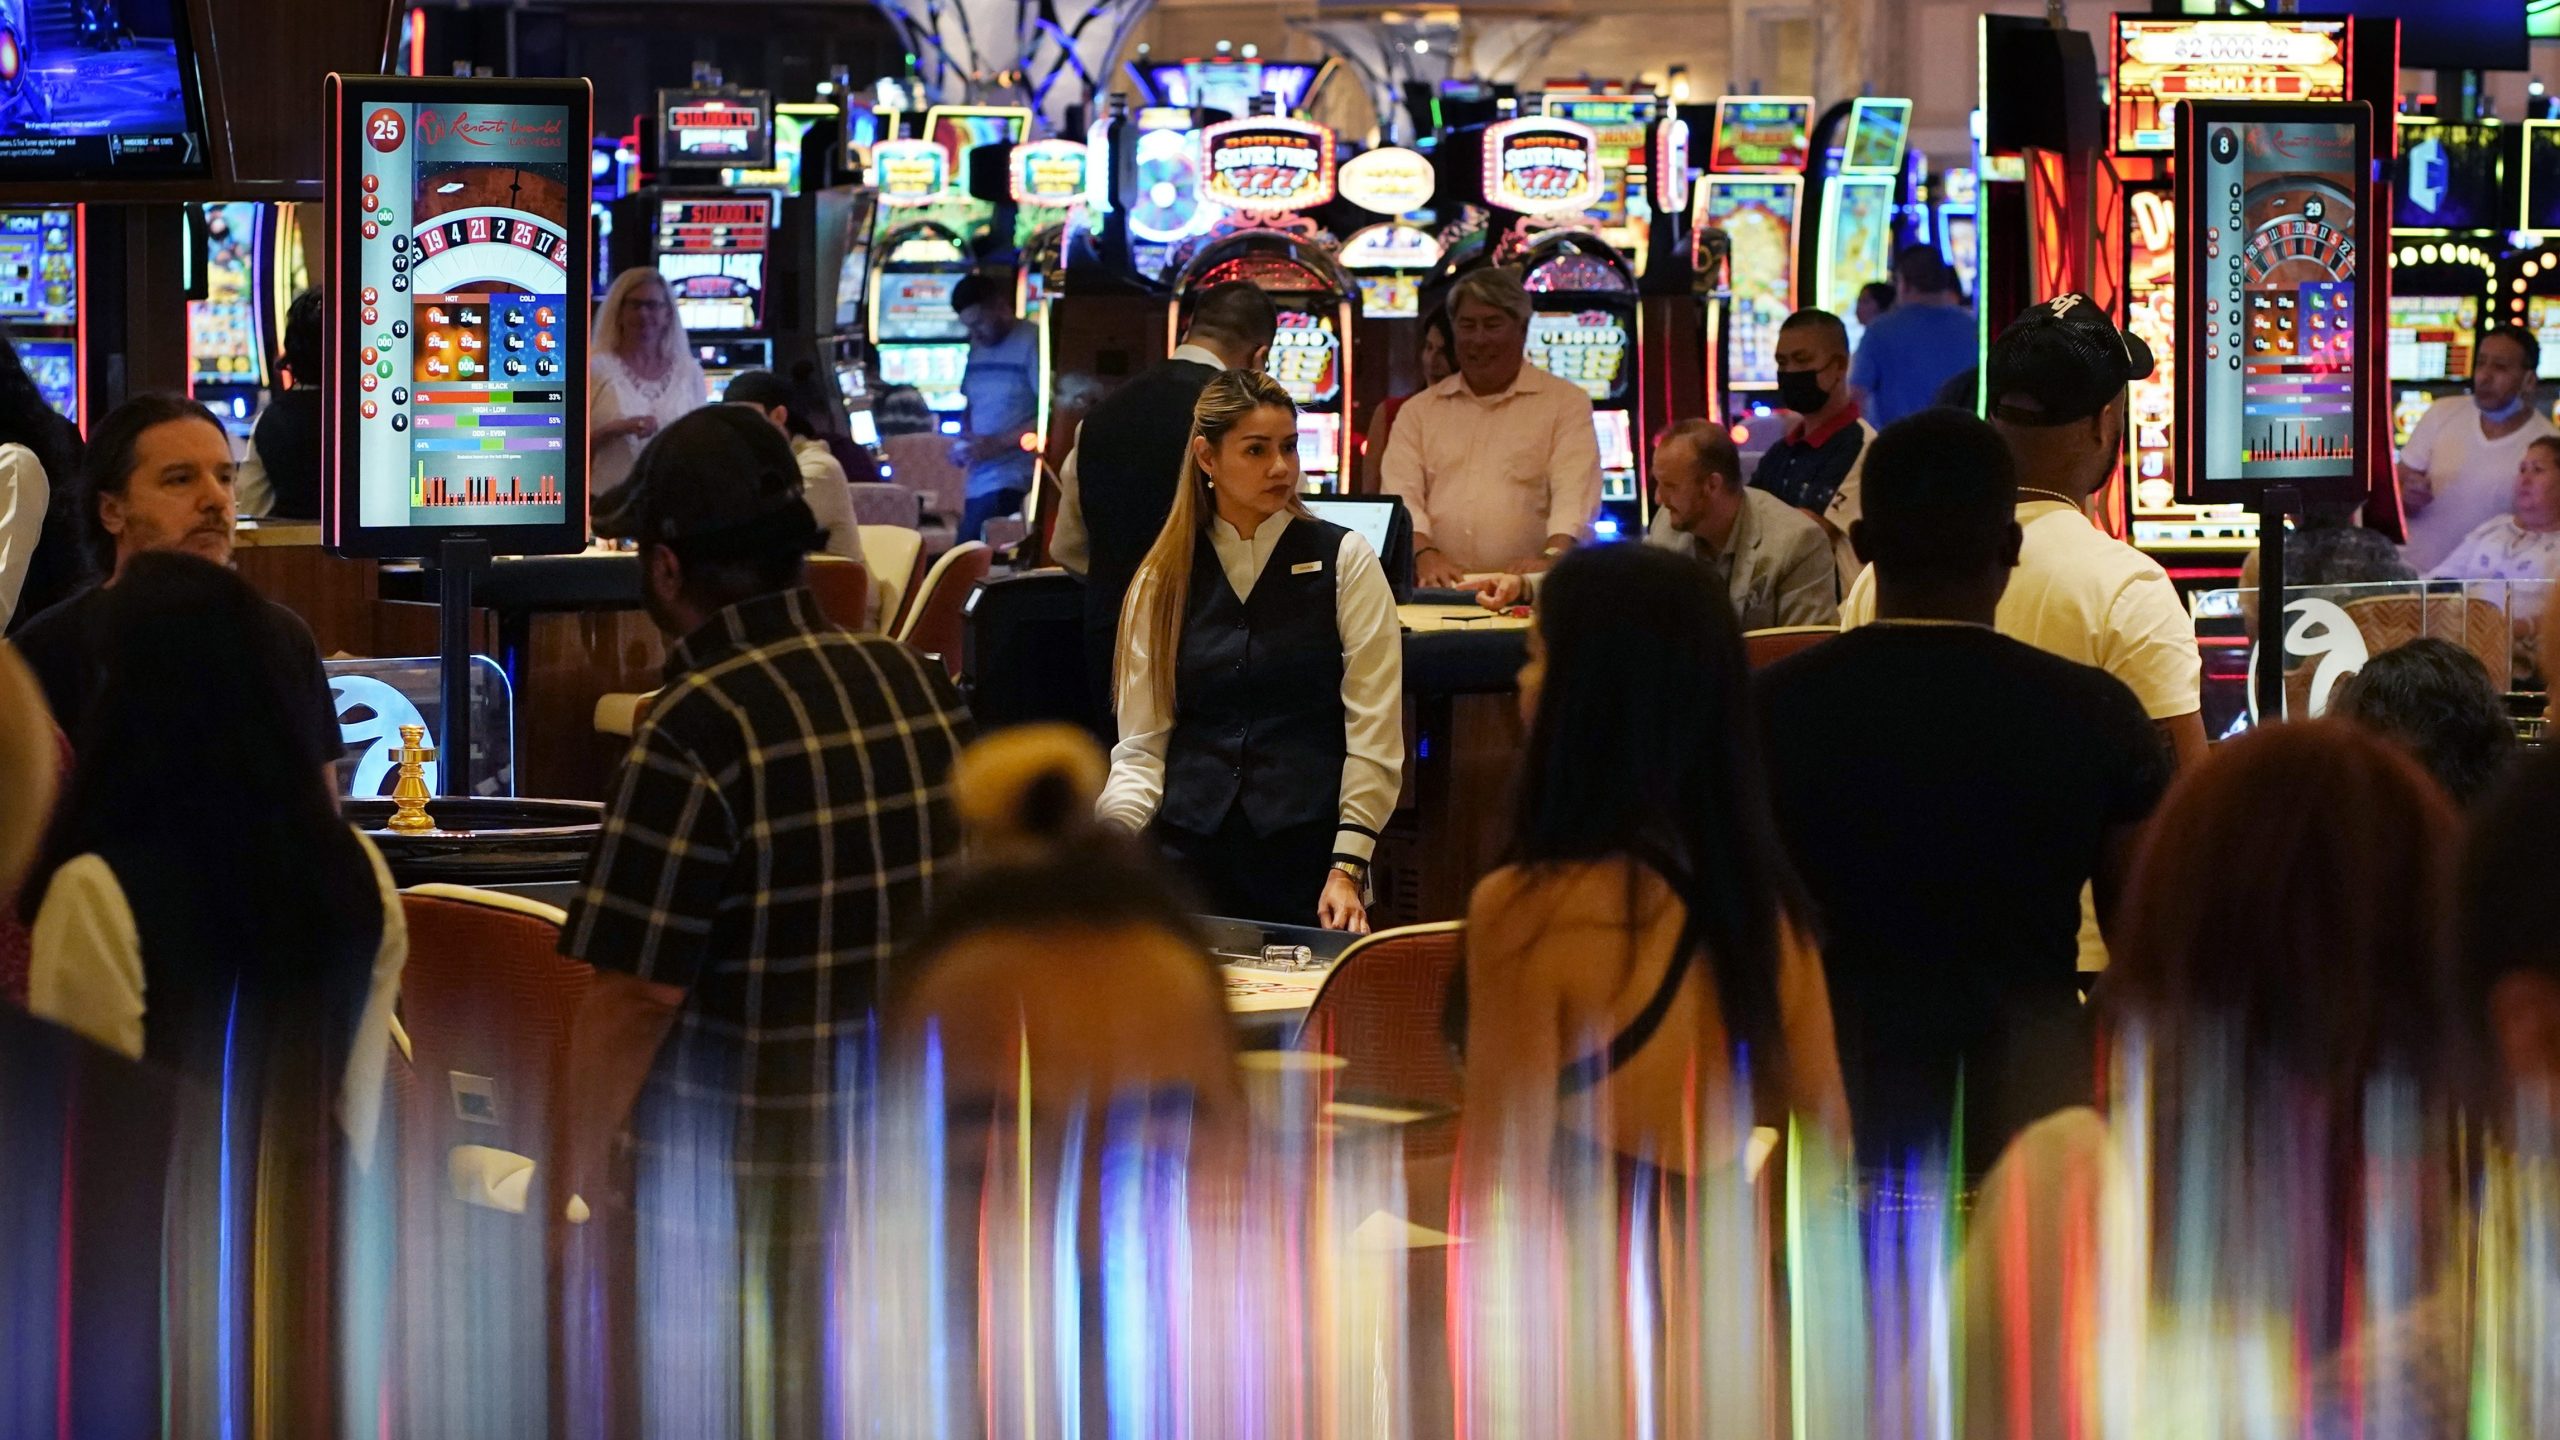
[2,234,2558,1434]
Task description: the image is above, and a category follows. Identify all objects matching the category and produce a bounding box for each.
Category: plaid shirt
[562,586,970,1174]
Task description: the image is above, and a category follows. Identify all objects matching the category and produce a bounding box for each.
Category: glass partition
[2192,577,2552,739]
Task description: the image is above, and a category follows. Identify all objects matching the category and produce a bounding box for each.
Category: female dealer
[1097,370,1404,932]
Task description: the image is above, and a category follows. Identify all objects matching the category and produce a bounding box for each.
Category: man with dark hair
[238,289,325,519]
[558,406,972,1431]
[1759,408,2170,1172]
[2330,638,2518,810]
[1050,280,1278,728]
[950,269,1040,541]
[2399,323,2553,572]
[1755,307,1875,592]
[1850,245,1978,427]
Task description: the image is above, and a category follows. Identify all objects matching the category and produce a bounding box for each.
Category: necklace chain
[2016,486,2085,508]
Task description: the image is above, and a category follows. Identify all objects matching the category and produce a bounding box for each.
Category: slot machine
[651,190,780,401]
[2107,16,2356,568]
[0,207,86,426]
[1538,85,1659,272]
[1128,104,1221,285]
[1336,142,1445,477]
[1009,137,1093,446]
[2501,120,2560,422]
[1803,96,1912,351]
[1519,231,1643,535]
[189,201,303,444]
[1173,112,1357,489]
[1936,167,1978,300]
[1696,96,1812,418]
[2387,118,2508,444]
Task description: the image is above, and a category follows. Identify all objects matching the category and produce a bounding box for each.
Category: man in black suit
[1050,281,1279,733]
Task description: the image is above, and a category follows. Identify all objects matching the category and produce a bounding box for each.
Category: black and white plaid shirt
[562,586,970,1174]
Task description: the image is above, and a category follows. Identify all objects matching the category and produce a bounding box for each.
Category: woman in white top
[0,332,81,630]
[589,267,708,501]
[2428,433,2560,584]
[1097,369,1403,931]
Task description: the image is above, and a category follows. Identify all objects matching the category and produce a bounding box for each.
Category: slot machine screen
[189,202,263,387]
[2393,122,2510,232]
[2521,121,2560,232]
[2124,187,2179,514]
[2527,294,2560,380]
[875,344,968,413]
[327,75,592,557]
[1355,274,1419,318]
[17,339,75,423]
[1526,310,1630,403]
[926,107,1030,174]
[872,270,968,342]
[1708,97,1813,172]
[0,0,210,179]
[1939,210,1978,300]
[0,209,77,326]
[1817,176,1897,349]
[1265,309,1342,406]
[653,193,774,333]
[657,89,774,169]
[1700,177,1801,390]
[2177,103,2369,503]
[2388,296,2480,384]
[1840,98,1911,174]
[1592,409,1635,474]
[2113,20,2349,155]
[1295,411,1341,476]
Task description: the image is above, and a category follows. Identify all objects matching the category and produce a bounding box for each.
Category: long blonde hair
[1115,370,1310,719]
[592,266,704,393]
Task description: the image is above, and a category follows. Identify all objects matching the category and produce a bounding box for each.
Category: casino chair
[881,431,967,530]
[894,539,992,679]
[863,523,927,630]
[388,884,595,1438]
[1744,624,1839,669]
[1295,920,1468,1138]
[846,481,921,529]
[805,555,872,632]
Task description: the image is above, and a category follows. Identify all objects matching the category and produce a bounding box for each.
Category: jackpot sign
[1009,139,1090,205]
[1484,118,1601,215]
[1200,117,1336,211]
[871,139,951,204]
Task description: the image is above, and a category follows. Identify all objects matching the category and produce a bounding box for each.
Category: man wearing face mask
[2397,325,2554,574]
[1754,309,1876,592]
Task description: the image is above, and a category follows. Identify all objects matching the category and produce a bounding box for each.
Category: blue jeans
[959,488,1025,544]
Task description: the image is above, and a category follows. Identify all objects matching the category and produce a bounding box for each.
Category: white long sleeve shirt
[1098,510,1404,862]
[0,444,49,629]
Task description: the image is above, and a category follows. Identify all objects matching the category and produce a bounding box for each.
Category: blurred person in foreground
[2330,637,2518,811]
[21,552,407,1436]
[557,407,971,1435]
[1959,722,2479,1440]
[1759,409,2168,1175]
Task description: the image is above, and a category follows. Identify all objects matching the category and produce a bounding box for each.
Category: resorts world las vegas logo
[415,110,506,148]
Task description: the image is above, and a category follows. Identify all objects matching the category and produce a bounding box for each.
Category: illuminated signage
[1483,117,1601,214]
[1708,96,1813,173]
[1199,116,1336,211]
[1338,221,1444,271]
[2114,19,2348,153]
[657,88,773,169]
[871,139,951,204]
[1652,118,1691,212]
[1009,139,1091,205]
[1338,145,1435,215]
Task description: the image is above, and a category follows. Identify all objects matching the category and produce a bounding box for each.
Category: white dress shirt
[1050,342,1229,577]
[0,443,48,629]
[1379,361,1604,573]
[1098,509,1405,862]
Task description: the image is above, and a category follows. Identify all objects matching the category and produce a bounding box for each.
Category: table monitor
[1301,494,1414,599]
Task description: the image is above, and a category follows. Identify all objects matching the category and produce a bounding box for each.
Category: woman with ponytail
[1095,370,1404,931]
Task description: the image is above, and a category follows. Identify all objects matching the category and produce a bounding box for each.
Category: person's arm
[1049,435,1091,576]
[556,723,736,1211]
[2395,403,2443,516]
[1837,563,1878,630]
[1359,400,1399,496]
[2101,573,2207,770]
[1461,869,1566,1191]
[1776,915,1853,1153]
[1536,397,1604,562]
[0,448,47,628]
[2155,712,2209,772]
[1773,525,1842,627]
[27,855,147,1059]
[234,437,276,520]
[1321,534,1405,933]
[1380,397,1462,587]
[799,450,867,572]
[1094,578,1173,832]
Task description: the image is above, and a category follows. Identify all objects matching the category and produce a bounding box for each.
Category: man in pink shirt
[1382,266,1604,587]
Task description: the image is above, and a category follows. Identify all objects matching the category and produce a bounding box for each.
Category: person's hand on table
[1415,546,1466,590]
[1469,573,1528,611]
[1317,868,1371,934]
[600,415,658,444]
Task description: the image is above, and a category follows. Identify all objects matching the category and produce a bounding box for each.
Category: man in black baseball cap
[1981,291,2155,434]
[560,402,972,1432]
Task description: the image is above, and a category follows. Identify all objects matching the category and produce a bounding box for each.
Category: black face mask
[1776,367,1831,415]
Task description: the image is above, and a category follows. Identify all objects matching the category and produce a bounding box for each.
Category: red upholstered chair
[1294,920,1467,1115]
[389,885,594,1437]
[1744,624,1838,669]
[893,539,992,678]
[805,556,872,632]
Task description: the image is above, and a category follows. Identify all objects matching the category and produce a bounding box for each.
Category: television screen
[0,208,78,327]
[2178,103,2369,502]
[0,0,209,179]
[328,75,591,557]
[652,193,774,334]
[2113,19,2349,155]
[1709,97,1812,173]
[2394,122,2511,231]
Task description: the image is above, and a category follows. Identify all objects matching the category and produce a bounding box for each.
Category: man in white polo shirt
[1842,294,2203,971]
[2398,325,2555,574]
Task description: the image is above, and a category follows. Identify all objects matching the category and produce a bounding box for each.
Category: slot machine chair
[961,568,1092,732]
[894,541,993,679]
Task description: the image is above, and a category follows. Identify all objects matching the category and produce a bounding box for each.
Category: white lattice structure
[875,0,1158,129]
[1291,9,1586,143]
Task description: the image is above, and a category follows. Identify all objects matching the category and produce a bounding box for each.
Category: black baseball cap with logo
[1985,292,2156,427]
[593,404,815,545]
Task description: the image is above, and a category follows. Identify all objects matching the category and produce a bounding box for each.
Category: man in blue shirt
[1849,246,1978,427]
[951,272,1040,541]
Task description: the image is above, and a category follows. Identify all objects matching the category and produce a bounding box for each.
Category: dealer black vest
[1159,515,1350,837]
[1077,357,1222,623]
